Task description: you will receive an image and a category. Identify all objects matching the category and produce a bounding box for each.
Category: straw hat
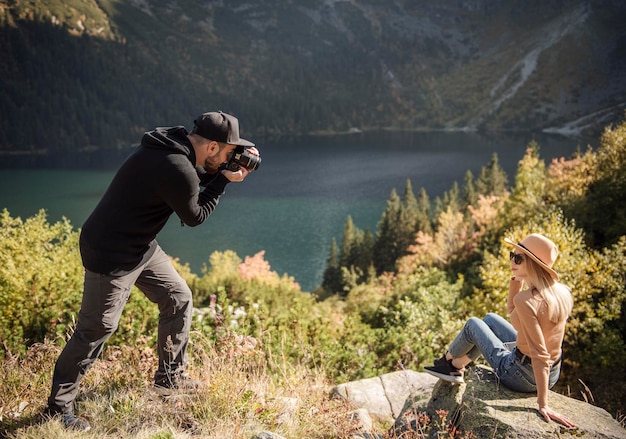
[504,233,559,280]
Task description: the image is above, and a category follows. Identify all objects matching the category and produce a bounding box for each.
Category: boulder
[257,367,624,439]
[392,366,626,439]
[331,369,438,422]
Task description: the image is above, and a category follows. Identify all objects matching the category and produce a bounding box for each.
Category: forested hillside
[1,0,625,163]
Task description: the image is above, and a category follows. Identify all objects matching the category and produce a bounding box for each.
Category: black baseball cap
[192,111,254,147]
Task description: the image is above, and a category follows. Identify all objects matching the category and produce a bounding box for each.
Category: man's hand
[222,166,250,182]
[221,147,259,182]
[539,406,576,428]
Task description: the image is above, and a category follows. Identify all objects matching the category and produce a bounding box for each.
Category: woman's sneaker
[424,356,465,384]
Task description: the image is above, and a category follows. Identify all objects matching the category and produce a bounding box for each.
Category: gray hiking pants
[48,245,193,413]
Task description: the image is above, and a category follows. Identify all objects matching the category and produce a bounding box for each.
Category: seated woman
[424,233,575,427]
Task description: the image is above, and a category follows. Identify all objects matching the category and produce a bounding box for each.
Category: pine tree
[462,170,477,208]
[340,216,363,268]
[402,179,418,213]
[358,229,375,271]
[416,187,432,234]
[504,141,547,225]
[321,238,342,294]
[445,182,461,213]
[396,179,419,258]
[433,195,444,225]
[434,182,461,219]
[476,153,508,196]
[373,189,402,273]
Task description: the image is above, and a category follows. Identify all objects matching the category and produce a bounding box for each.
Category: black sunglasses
[509,252,524,265]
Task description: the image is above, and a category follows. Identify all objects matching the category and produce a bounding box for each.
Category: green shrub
[546,118,626,247]
[0,209,83,355]
[0,209,161,356]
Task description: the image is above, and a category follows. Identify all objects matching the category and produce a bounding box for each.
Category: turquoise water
[0,130,587,290]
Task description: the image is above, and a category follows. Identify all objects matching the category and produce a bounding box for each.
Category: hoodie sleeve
[159,155,230,227]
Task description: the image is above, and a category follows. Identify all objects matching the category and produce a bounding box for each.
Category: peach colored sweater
[508,281,565,408]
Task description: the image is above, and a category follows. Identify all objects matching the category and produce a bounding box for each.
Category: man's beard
[204,156,222,174]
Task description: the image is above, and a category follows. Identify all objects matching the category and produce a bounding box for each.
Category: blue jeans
[48,245,193,413]
[448,313,560,393]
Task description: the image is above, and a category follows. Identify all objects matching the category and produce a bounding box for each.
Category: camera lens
[241,150,261,170]
[227,148,261,171]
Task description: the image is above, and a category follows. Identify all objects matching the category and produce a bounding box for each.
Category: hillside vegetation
[1,120,625,438]
[0,0,625,162]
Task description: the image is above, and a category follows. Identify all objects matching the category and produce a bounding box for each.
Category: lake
[0,130,589,291]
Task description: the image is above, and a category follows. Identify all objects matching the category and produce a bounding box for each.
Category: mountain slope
[0,0,624,156]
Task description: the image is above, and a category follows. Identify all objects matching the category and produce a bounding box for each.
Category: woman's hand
[539,406,576,428]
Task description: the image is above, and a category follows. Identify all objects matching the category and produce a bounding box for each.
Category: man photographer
[45,111,259,431]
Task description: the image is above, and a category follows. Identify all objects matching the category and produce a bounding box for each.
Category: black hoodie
[79,126,230,275]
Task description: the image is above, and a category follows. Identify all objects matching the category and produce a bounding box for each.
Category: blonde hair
[524,257,573,323]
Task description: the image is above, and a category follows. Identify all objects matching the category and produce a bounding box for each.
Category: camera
[227,146,261,171]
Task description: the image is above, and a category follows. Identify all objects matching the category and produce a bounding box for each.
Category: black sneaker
[424,355,465,384]
[153,373,204,397]
[44,405,91,431]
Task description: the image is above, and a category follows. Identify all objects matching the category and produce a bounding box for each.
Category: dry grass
[0,332,371,439]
